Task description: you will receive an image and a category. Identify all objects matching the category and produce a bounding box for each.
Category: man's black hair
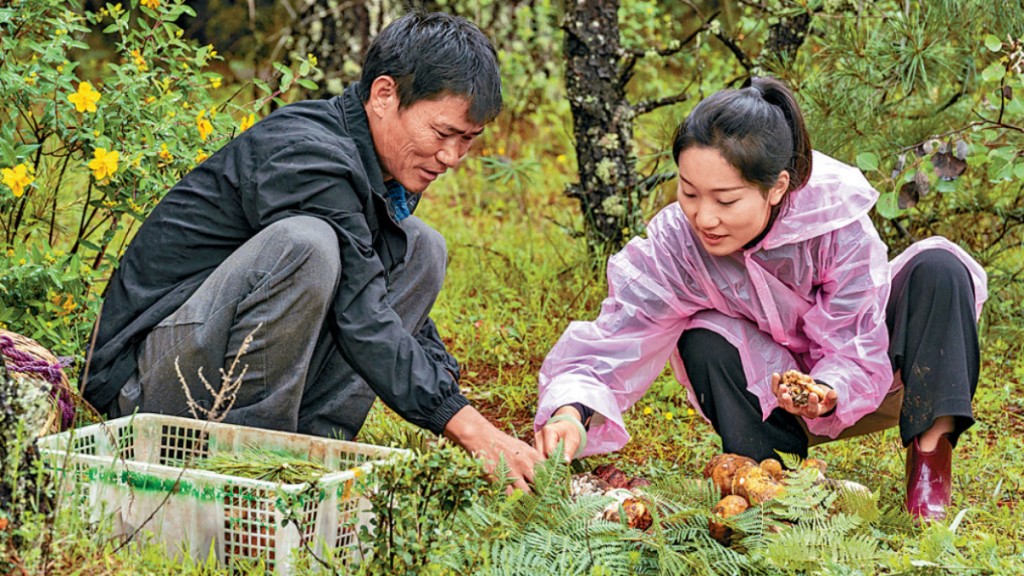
[357,11,502,124]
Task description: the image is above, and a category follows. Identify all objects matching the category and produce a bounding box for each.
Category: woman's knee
[900,249,974,300]
[678,328,741,371]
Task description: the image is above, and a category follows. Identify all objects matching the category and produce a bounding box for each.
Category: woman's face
[676,146,788,256]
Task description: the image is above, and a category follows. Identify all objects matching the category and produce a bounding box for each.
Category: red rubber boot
[905,434,953,522]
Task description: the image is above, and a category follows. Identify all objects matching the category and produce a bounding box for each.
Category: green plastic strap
[546,414,588,459]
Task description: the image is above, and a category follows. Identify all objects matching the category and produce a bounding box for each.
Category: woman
[533,77,986,521]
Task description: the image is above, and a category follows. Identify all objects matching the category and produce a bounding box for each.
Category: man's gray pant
[115,215,447,440]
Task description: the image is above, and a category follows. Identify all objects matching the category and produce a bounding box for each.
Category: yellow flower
[141,0,160,8]
[158,143,173,162]
[131,49,148,72]
[88,147,119,182]
[209,76,222,89]
[687,408,695,416]
[5,249,13,257]
[2,163,34,197]
[68,81,101,113]
[195,149,208,164]
[642,407,653,415]
[196,110,213,141]
[239,113,255,132]
[52,293,77,316]
[145,95,156,104]
[664,412,674,421]
[556,154,567,164]
[24,72,37,86]
[307,53,318,67]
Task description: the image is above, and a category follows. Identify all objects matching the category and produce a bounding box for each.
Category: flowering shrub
[0,0,318,360]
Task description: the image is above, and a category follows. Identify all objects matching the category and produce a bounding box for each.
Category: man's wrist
[428,393,471,435]
[443,405,493,449]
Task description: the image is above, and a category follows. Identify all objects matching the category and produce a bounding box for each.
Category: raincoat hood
[760,151,879,251]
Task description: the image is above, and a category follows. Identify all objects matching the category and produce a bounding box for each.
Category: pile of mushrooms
[704,453,852,543]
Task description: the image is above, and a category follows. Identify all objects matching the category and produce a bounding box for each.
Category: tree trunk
[290,0,387,98]
[563,0,640,254]
[765,12,811,60]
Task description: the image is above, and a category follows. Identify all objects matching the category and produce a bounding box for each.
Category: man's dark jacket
[84,84,468,434]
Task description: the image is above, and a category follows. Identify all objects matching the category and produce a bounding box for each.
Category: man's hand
[772,372,838,419]
[533,406,584,462]
[443,405,543,493]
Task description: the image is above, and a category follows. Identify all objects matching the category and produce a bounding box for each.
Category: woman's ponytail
[748,77,812,192]
[673,76,813,198]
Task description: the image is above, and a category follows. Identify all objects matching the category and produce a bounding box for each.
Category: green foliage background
[2,0,1023,574]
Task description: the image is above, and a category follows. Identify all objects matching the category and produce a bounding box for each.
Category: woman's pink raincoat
[535,152,987,457]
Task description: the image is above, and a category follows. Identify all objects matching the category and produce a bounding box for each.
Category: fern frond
[832,485,881,523]
[491,452,514,496]
[763,513,878,572]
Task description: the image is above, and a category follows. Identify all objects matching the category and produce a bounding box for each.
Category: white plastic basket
[38,413,404,574]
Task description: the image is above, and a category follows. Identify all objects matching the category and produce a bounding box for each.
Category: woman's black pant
[678,249,979,461]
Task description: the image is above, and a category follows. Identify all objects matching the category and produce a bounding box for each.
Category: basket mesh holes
[223,487,278,570]
[300,497,318,544]
[158,424,209,466]
[334,483,360,564]
[72,434,96,456]
[116,426,135,460]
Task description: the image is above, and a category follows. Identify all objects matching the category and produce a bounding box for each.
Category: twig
[712,29,753,72]
[633,92,690,116]
[176,323,262,423]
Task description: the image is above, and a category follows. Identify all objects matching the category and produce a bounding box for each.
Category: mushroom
[709,495,749,543]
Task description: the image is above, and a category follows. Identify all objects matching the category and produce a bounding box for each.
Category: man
[84,11,541,490]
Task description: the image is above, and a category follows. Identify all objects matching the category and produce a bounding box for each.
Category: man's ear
[367,75,398,118]
[768,170,790,207]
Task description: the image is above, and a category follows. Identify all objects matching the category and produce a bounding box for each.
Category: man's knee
[264,216,341,286]
[402,216,447,293]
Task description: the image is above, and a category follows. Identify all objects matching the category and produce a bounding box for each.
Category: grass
[6,98,1024,576]
[369,130,1024,568]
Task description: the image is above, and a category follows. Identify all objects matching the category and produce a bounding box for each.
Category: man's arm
[414,317,460,382]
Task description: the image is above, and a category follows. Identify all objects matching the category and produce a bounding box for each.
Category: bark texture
[563,0,640,253]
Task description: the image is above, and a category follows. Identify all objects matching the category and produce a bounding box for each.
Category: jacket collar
[756,151,879,252]
[337,82,389,200]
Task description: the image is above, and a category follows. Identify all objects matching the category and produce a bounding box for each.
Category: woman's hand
[772,372,838,419]
[534,406,585,462]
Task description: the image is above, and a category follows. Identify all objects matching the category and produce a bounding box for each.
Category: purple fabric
[1,335,75,428]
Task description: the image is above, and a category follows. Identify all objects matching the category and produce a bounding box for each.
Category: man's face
[366,77,485,194]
